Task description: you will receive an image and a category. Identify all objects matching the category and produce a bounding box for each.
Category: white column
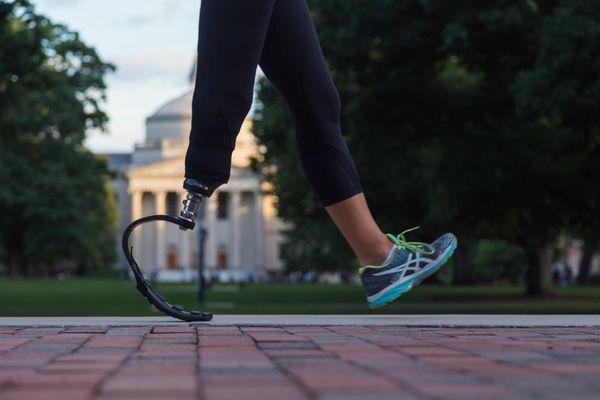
[130,190,143,221]
[154,191,167,269]
[254,191,264,270]
[130,191,143,259]
[205,195,216,270]
[178,191,190,270]
[230,190,242,269]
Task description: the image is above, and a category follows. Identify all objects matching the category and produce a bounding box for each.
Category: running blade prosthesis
[121,179,214,322]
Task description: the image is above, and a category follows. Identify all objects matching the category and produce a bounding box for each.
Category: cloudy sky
[35,0,202,153]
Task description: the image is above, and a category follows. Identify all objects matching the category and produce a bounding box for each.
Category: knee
[294,82,341,145]
[293,84,345,157]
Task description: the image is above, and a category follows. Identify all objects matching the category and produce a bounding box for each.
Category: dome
[145,90,193,141]
[147,90,193,121]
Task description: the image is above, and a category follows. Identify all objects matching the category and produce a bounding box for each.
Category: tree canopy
[0,0,117,276]
[253,0,600,295]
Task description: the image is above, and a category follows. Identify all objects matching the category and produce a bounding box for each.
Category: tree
[578,239,598,285]
[513,1,600,286]
[430,1,569,295]
[0,0,117,276]
[254,0,600,296]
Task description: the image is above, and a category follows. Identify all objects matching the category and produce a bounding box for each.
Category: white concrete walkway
[0,314,599,327]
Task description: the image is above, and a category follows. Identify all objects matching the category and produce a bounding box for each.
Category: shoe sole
[368,239,457,309]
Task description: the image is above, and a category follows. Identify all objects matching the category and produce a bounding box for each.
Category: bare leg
[324,193,394,267]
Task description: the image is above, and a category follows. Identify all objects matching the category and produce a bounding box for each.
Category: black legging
[184,0,363,207]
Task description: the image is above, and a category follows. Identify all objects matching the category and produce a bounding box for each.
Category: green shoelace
[359,226,435,274]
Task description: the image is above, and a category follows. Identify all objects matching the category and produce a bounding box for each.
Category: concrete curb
[1,314,600,327]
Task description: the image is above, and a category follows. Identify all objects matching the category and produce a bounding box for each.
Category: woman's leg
[258,0,392,266]
[185,0,276,186]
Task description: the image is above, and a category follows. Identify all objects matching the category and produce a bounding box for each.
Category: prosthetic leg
[121,178,220,322]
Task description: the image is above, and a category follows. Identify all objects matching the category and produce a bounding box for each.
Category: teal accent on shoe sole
[368,241,457,309]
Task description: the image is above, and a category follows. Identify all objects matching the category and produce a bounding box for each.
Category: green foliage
[0,0,114,144]
[254,0,600,292]
[0,0,117,276]
[470,239,525,284]
[0,140,118,273]
[513,0,600,238]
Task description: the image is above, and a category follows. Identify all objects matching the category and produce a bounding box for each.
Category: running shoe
[360,227,457,308]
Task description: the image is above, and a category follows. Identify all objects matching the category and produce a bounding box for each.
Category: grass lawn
[1,278,600,316]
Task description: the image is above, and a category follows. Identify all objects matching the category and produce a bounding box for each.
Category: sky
[34,0,202,153]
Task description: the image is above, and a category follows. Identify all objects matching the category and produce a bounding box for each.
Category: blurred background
[1,0,599,316]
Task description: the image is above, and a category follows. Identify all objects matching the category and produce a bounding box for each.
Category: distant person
[183,0,457,308]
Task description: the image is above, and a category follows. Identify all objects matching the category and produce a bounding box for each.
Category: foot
[360,228,457,308]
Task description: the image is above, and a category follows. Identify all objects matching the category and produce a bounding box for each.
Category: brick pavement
[0,324,599,399]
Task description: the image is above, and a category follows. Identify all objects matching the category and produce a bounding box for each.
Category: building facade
[104,89,289,281]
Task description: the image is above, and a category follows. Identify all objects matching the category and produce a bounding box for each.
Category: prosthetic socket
[178,178,221,231]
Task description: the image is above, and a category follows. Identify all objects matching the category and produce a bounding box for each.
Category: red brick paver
[0,325,599,399]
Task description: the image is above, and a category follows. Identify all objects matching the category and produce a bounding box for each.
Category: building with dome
[103,72,289,282]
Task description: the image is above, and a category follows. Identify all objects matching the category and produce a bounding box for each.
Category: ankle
[358,241,394,267]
